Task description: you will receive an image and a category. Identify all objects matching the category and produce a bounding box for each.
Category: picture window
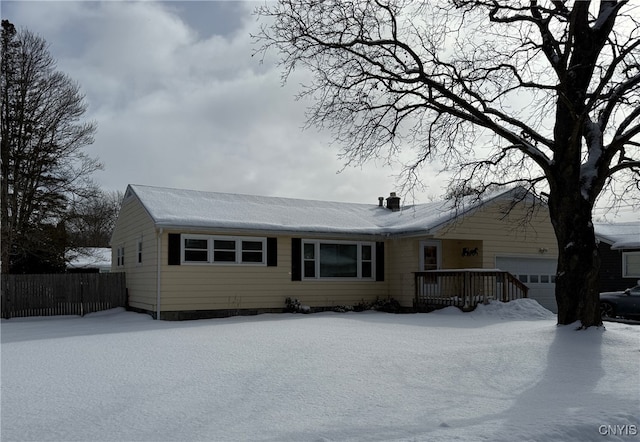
[302,240,375,280]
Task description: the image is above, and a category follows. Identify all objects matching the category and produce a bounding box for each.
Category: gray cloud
[0,2,474,206]
[2,1,634,222]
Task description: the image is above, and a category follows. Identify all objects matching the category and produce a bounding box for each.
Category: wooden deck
[414,269,528,311]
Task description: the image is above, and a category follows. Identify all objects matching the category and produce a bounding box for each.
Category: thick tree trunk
[548,193,602,327]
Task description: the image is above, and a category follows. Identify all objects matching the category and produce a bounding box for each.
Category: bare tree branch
[254,0,639,327]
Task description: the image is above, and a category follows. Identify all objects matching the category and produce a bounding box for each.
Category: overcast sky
[2,1,636,221]
[3,0,431,206]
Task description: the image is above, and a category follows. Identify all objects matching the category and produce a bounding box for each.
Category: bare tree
[1,20,100,273]
[255,0,640,327]
[66,190,123,249]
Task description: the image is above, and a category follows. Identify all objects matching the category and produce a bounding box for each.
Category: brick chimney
[386,192,401,211]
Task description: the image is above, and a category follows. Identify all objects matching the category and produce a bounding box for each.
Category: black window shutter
[267,237,277,267]
[376,242,385,282]
[168,233,181,265]
[291,238,302,281]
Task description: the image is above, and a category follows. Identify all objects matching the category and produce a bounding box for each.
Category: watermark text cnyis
[598,424,637,437]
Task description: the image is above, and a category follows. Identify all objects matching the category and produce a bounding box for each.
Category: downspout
[156,228,163,320]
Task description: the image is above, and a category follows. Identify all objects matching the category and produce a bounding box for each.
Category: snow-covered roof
[126,185,531,237]
[595,222,640,250]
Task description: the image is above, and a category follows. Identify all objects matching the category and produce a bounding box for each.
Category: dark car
[600,285,640,319]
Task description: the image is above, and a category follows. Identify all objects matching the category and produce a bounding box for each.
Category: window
[116,246,125,267]
[304,243,316,277]
[213,239,236,262]
[320,243,357,277]
[361,244,373,278]
[517,274,555,284]
[302,240,375,279]
[241,240,264,263]
[622,252,640,278]
[184,238,208,262]
[182,235,266,265]
[518,275,528,283]
[137,240,143,264]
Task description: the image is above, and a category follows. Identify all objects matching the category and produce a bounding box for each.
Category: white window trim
[301,239,375,281]
[181,234,267,266]
[622,251,640,278]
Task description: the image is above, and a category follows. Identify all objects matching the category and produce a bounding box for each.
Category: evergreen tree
[1,20,100,273]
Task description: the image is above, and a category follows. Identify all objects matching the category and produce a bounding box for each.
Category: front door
[420,240,441,271]
[419,240,441,296]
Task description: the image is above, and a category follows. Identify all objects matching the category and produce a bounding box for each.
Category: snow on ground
[2,299,639,442]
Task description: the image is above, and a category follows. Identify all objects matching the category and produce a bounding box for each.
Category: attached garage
[496,256,558,313]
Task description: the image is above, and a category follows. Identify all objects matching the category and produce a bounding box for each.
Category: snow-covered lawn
[2,300,639,442]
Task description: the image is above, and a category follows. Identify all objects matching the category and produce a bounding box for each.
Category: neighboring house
[110,184,560,319]
[66,247,112,273]
[595,222,640,292]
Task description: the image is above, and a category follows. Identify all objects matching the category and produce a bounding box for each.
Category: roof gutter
[156,227,163,320]
[152,224,388,240]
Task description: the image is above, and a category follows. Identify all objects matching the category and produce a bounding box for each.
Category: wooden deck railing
[414,269,528,311]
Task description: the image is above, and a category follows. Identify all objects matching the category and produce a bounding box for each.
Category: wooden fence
[1,273,127,319]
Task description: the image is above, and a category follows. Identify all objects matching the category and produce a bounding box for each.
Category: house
[66,247,112,273]
[595,222,640,292]
[110,184,560,319]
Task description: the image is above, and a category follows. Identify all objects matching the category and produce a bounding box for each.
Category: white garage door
[496,257,557,313]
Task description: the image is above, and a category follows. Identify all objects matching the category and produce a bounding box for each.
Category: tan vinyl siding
[159,233,389,311]
[387,237,418,306]
[434,202,558,267]
[387,239,487,306]
[441,239,483,268]
[110,195,158,311]
[114,189,557,315]
[388,200,557,307]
